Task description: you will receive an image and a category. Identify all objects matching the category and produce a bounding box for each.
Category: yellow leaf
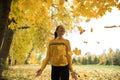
[83,41,88,44]
[73,48,81,55]
[90,27,93,32]
[86,18,90,22]
[59,0,65,5]
[77,26,85,34]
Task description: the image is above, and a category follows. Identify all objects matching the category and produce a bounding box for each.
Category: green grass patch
[76,65,120,69]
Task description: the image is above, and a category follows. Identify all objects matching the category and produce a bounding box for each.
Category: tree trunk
[25,47,34,64]
[0,0,12,79]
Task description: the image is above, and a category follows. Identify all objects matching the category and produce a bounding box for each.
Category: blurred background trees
[72,48,120,66]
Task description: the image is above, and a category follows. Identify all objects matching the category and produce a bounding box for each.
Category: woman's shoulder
[64,39,70,42]
[49,38,70,43]
[49,39,55,43]
[64,38,69,41]
[48,39,58,43]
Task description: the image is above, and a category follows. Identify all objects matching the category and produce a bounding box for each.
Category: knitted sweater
[40,38,73,72]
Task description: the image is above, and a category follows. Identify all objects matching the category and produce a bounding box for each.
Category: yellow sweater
[40,38,74,72]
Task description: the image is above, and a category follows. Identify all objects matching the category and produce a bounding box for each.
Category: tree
[113,49,120,66]
[93,56,99,64]
[0,0,12,79]
[82,57,87,65]
[106,48,114,65]
[87,56,92,64]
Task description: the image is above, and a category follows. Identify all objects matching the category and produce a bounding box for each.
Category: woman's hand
[71,71,79,80]
[35,69,43,77]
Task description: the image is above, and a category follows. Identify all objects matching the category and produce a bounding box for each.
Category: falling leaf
[83,41,88,44]
[90,27,93,32]
[77,26,85,34]
[96,41,100,44]
[59,0,65,5]
[104,25,120,28]
[73,48,81,55]
[84,74,89,77]
[86,18,90,22]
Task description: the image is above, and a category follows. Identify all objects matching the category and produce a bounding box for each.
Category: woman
[36,25,78,80]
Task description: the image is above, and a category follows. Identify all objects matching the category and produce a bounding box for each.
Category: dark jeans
[51,65,69,80]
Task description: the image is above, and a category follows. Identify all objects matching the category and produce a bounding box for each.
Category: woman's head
[54,25,65,39]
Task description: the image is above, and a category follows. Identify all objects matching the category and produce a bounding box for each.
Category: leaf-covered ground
[3,65,120,80]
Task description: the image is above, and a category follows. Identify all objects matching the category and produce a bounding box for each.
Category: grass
[77,64,120,69]
[2,64,120,80]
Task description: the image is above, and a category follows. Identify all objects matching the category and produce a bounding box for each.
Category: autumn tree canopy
[7,0,120,64]
[10,0,120,29]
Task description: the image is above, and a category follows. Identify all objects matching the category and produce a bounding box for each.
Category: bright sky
[64,8,120,56]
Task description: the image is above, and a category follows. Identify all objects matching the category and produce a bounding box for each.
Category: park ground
[2,64,120,80]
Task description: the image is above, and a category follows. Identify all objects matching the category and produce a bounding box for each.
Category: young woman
[36,25,78,80]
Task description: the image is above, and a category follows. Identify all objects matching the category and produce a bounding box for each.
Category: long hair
[54,25,63,39]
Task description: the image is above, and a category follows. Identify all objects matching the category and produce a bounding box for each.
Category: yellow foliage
[44,0,53,9]
[9,0,120,57]
[10,0,120,31]
[3,65,120,80]
[8,22,17,30]
[79,73,90,79]
[117,3,120,10]
[57,13,62,20]
[59,0,65,5]
[29,57,38,64]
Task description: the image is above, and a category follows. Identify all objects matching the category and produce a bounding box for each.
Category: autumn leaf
[73,48,81,55]
[104,25,120,28]
[90,27,93,32]
[96,41,100,44]
[83,41,88,44]
[84,74,89,77]
[59,0,65,5]
[86,18,90,22]
[77,26,85,34]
